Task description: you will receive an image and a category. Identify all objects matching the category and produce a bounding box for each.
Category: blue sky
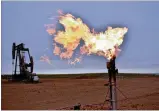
[1,1,159,74]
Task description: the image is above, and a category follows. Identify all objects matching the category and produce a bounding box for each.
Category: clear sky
[1,1,159,74]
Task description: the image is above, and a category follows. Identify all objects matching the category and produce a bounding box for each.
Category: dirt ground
[2,76,159,110]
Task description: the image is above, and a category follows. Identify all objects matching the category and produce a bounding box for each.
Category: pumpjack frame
[12,42,39,82]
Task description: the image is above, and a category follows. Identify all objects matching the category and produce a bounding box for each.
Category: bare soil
[2,76,159,110]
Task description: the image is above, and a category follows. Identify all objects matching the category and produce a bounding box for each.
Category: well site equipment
[12,42,39,83]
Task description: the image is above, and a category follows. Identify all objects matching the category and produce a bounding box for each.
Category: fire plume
[40,55,52,65]
[46,10,128,64]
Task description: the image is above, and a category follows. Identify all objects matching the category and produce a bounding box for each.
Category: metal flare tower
[107,56,118,110]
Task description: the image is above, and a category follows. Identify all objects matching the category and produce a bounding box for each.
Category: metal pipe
[14,50,18,75]
[107,56,117,110]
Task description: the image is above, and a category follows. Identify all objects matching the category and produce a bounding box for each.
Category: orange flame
[40,55,52,65]
[46,10,128,64]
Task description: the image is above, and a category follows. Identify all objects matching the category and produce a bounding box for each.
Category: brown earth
[2,76,159,110]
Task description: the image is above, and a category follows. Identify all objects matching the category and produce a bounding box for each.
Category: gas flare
[40,55,52,65]
[46,10,128,64]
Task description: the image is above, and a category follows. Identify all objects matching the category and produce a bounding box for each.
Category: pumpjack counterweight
[12,42,39,83]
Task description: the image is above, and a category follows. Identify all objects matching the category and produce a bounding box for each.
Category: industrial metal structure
[106,56,118,110]
[12,42,39,83]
